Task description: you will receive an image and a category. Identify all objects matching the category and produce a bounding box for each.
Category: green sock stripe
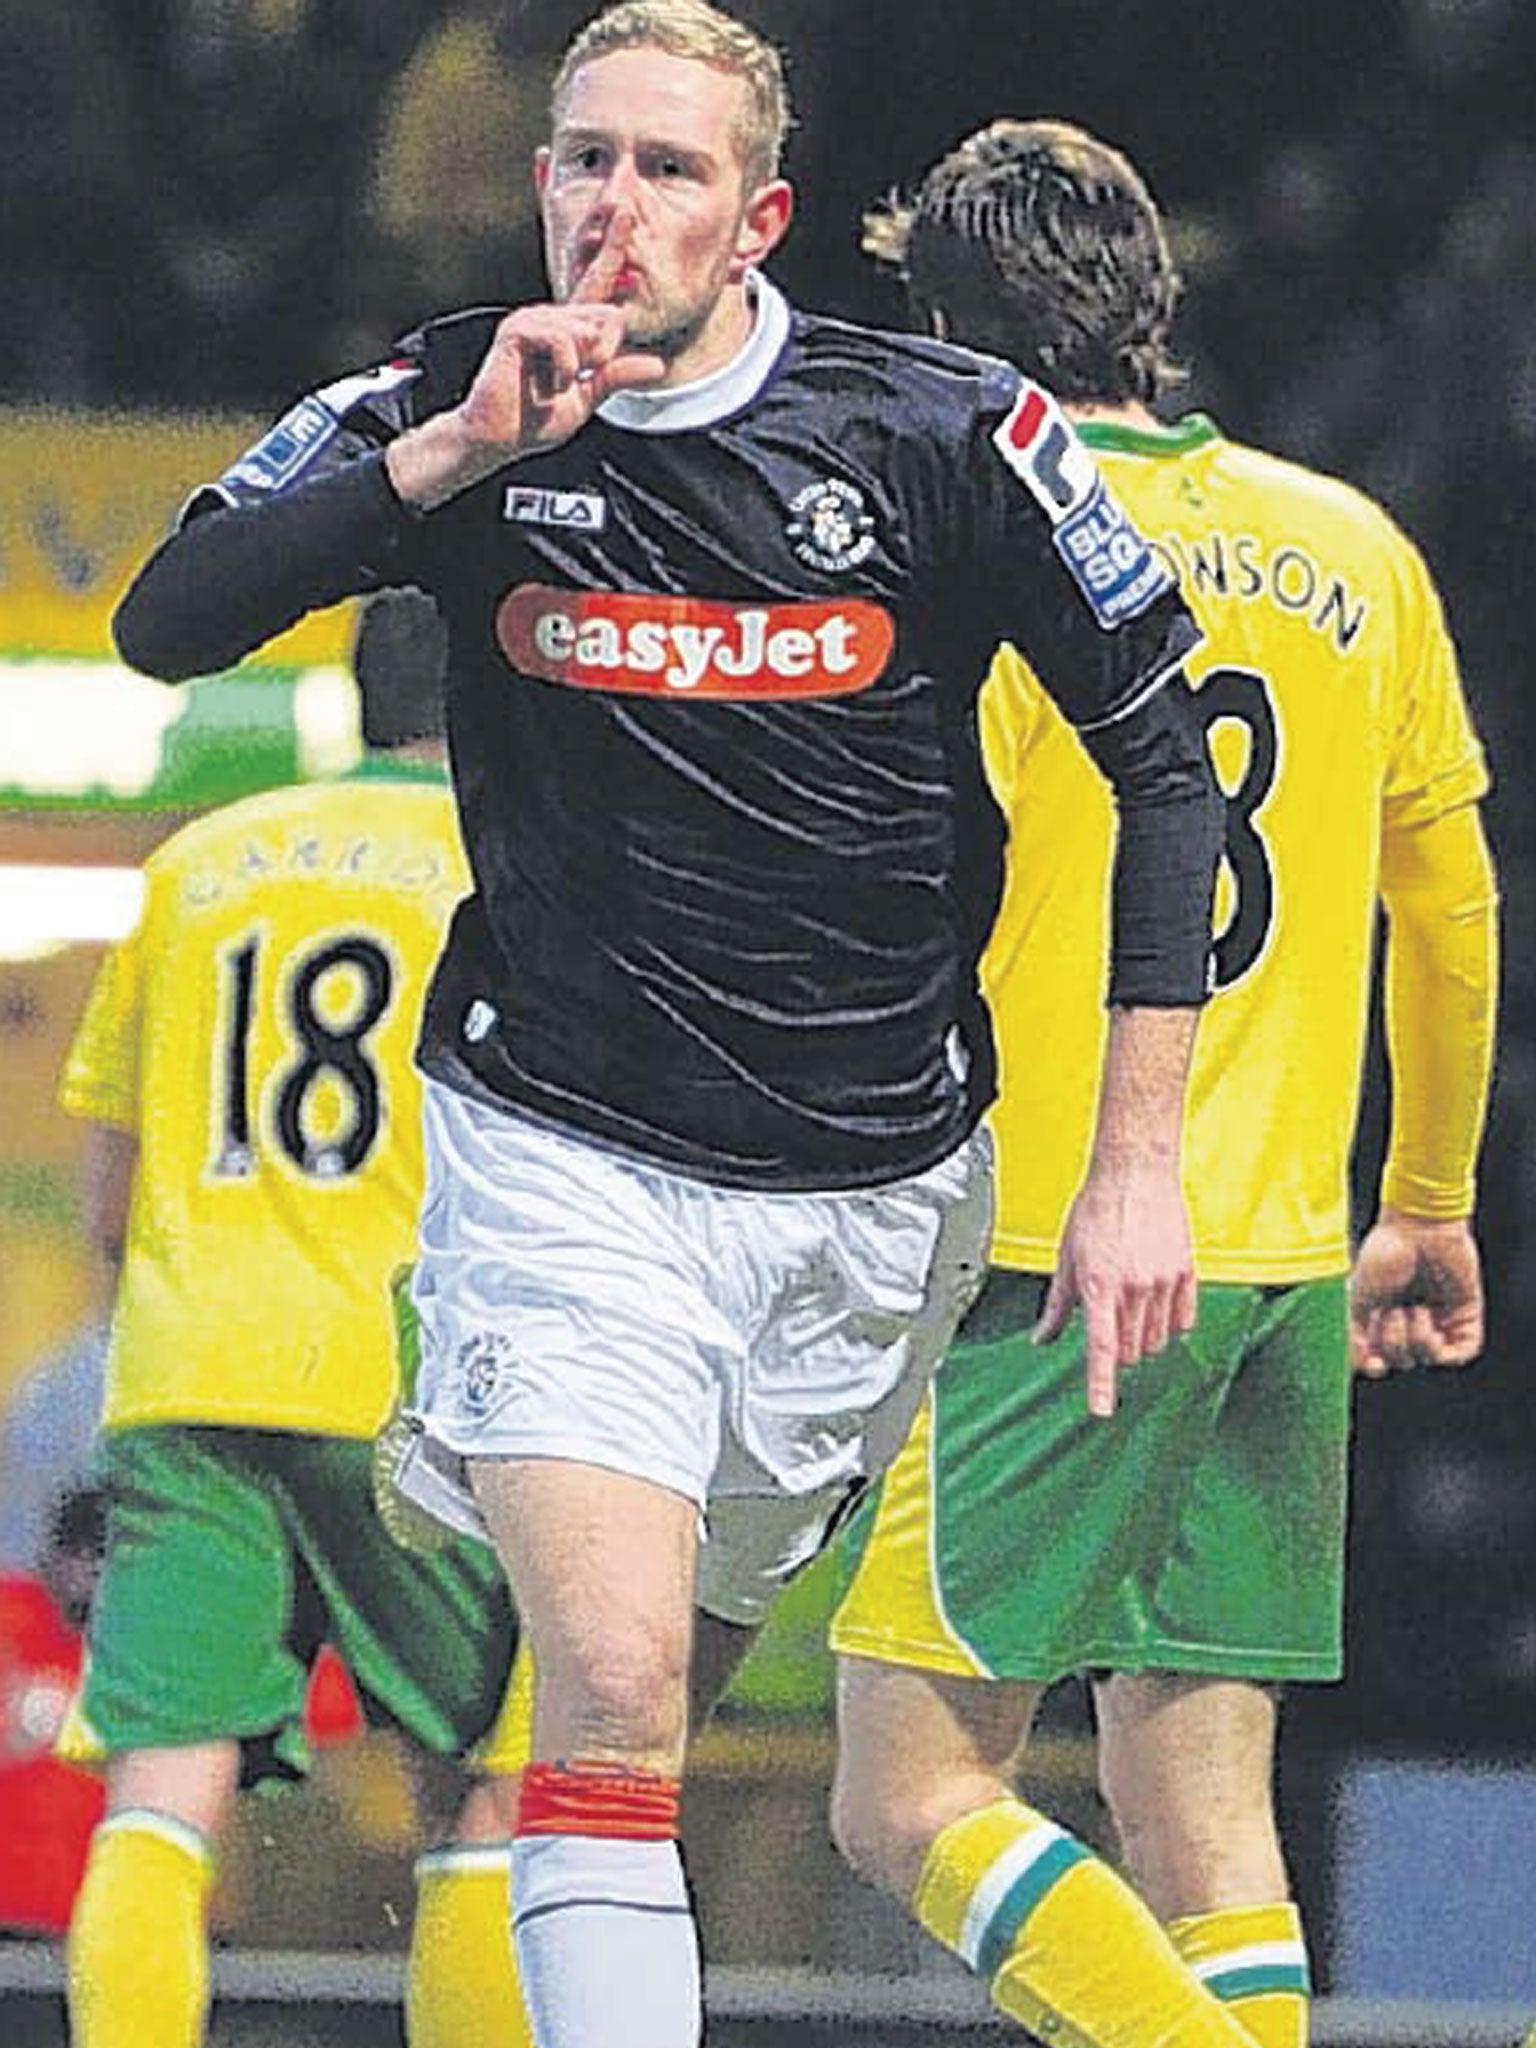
[1209,1961,1311,2001]
[975,1837,1092,1982]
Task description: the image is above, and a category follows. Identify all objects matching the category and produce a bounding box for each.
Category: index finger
[1084,1301,1119,1419]
[571,208,637,306]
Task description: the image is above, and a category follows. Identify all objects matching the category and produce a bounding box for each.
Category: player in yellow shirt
[829,122,1498,2048]
[57,597,529,2048]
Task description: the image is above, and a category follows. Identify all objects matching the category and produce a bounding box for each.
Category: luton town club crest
[786,477,876,573]
[458,1331,516,1416]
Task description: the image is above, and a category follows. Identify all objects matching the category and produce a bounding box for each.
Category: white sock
[510,1832,701,2048]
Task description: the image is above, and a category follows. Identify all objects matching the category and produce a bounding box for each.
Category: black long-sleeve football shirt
[115,280,1219,1188]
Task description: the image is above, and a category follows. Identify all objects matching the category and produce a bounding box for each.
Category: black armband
[113,453,419,681]
[1078,662,1223,1007]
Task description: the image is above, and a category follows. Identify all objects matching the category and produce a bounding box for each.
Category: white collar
[597,275,790,434]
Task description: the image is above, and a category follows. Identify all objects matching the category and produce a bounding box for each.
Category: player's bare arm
[385,214,667,511]
[1035,1004,1200,1417]
[83,1125,138,1270]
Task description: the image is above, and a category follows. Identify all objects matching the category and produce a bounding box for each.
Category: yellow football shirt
[982,414,1488,1282]
[59,765,467,1435]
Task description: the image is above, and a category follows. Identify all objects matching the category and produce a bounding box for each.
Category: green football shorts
[67,1424,516,1784]
[831,1269,1351,1685]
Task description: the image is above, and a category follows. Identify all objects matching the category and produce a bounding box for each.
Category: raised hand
[386,212,667,511]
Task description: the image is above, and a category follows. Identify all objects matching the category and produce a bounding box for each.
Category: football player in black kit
[111,5,1238,2044]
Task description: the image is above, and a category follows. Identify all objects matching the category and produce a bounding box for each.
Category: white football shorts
[394,1076,992,1623]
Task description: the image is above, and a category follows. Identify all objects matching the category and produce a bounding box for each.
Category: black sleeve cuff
[1076,657,1223,1008]
[1107,785,1223,1007]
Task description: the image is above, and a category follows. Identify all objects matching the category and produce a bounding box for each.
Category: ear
[730,178,795,278]
[533,145,553,200]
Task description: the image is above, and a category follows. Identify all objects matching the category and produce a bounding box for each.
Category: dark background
[7,0,1535,1967]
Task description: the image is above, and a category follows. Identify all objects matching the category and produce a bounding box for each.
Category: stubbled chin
[626,306,710,365]
[590,287,658,342]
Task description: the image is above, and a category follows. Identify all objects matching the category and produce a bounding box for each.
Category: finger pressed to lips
[572,213,640,304]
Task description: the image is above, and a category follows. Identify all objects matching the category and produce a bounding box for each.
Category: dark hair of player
[866,119,1184,405]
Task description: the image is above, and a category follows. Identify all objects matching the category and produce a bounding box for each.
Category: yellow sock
[472,1632,534,1780]
[1169,1904,1310,2048]
[407,1846,531,2048]
[67,1810,214,2048]
[407,1622,533,2046]
[914,1798,1256,2046]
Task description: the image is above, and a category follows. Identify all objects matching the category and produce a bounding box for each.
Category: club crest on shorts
[458,1331,516,1417]
[785,477,876,572]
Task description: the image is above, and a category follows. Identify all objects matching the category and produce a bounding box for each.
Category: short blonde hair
[552,0,791,191]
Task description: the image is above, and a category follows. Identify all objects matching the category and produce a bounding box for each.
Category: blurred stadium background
[3,0,1535,2040]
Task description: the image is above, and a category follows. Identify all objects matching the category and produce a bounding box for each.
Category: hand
[459,206,666,453]
[1349,1207,1484,1377]
[1034,1164,1198,1419]
[387,211,667,509]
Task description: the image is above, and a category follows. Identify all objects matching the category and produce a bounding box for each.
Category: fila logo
[496,585,894,699]
[503,486,608,532]
[992,381,1171,629]
[991,381,1098,524]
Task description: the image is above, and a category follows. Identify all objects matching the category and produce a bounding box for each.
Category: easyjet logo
[496,585,894,700]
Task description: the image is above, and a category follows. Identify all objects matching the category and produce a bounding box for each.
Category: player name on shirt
[1155,531,1368,653]
[177,830,458,910]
